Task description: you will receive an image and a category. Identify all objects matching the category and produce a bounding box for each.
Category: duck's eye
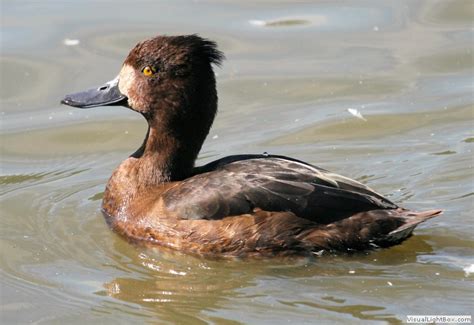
[142,66,156,77]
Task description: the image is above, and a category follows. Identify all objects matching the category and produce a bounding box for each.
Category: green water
[1,0,473,324]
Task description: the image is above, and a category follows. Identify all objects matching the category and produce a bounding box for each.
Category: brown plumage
[62,35,442,257]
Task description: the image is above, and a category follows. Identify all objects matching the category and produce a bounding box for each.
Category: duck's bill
[61,76,127,108]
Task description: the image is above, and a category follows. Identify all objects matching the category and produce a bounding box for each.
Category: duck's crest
[170,34,225,67]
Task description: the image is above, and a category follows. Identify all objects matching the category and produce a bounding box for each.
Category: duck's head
[62,34,223,130]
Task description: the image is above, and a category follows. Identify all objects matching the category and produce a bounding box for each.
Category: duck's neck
[134,124,194,185]
[133,91,217,186]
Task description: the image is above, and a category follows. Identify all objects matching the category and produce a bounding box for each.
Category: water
[1,0,473,323]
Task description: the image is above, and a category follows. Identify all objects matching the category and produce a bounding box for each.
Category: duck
[62,35,441,257]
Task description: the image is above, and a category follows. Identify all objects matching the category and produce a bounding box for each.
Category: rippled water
[1,0,473,323]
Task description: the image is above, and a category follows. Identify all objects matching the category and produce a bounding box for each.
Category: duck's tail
[378,209,442,246]
[300,208,442,252]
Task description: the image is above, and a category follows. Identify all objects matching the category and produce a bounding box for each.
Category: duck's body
[102,153,439,257]
[62,35,441,257]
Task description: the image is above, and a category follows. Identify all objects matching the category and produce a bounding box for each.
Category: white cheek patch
[118,64,137,98]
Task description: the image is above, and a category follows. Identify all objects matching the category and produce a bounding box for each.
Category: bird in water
[62,35,441,257]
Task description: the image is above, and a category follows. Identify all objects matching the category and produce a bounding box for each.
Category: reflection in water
[93,237,439,323]
[99,251,251,323]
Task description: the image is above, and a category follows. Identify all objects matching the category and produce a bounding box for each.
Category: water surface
[1,0,473,324]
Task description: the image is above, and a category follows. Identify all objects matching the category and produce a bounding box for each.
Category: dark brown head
[118,35,223,119]
[62,35,224,179]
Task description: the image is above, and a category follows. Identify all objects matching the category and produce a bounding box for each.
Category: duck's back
[163,154,398,223]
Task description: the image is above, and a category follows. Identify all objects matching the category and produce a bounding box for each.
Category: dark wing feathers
[163,155,398,223]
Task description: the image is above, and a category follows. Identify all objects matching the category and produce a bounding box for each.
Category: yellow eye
[142,66,156,77]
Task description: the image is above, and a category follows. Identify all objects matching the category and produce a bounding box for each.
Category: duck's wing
[162,154,398,223]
